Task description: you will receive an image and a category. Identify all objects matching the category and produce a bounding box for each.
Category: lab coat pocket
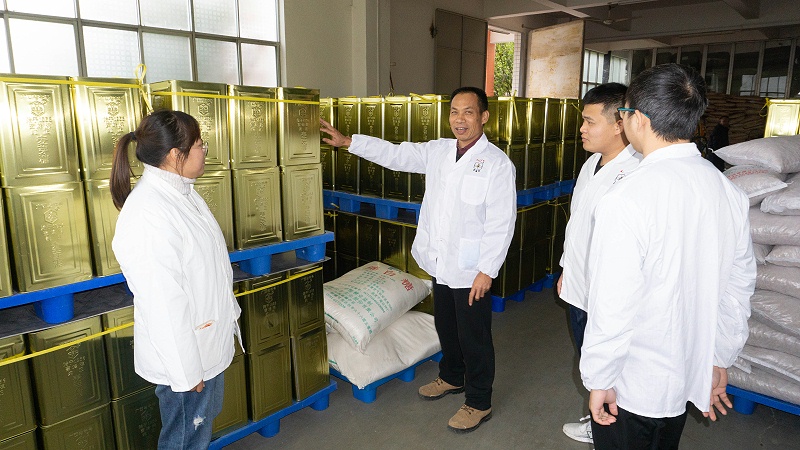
[460,176,489,206]
[194,320,223,370]
[458,238,481,270]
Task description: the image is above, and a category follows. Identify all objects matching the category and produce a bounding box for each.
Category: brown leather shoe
[418,377,464,400]
[447,404,492,432]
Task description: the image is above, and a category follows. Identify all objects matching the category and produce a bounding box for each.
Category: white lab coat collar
[639,142,700,167]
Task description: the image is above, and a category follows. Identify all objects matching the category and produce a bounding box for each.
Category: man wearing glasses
[559,82,641,446]
[580,63,755,449]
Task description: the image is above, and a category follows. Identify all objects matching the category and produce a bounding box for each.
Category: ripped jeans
[155,373,224,450]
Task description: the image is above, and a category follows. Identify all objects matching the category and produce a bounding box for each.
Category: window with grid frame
[0,0,280,86]
[582,49,629,96]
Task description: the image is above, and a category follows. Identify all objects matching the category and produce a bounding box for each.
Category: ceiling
[486,0,800,52]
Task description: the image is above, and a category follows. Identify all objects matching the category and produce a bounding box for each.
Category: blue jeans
[569,304,588,356]
[155,373,224,450]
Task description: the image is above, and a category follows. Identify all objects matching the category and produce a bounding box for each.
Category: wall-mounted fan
[586,4,632,26]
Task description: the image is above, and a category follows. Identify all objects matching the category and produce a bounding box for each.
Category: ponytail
[110,132,136,210]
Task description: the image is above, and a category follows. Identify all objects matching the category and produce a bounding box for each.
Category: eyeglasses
[617,107,650,119]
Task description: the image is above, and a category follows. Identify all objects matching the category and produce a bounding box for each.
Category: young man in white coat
[558,82,642,445]
[582,63,756,449]
[320,87,517,433]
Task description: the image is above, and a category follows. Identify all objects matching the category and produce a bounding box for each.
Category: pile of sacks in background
[717,135,800,405]
[323,261,439,389]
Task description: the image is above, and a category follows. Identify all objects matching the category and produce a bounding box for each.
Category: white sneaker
[562,415,593,444]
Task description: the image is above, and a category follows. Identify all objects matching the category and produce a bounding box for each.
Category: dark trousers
[569,304,588,356]
[592,404,688,450]
[432,278,495,411]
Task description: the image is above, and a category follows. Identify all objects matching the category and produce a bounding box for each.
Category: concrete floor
[225,288,800,450]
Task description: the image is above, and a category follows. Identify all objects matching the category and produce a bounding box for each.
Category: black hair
[583,82,627,123]
[110,110,202,209]
[626,63,708,142]
[451,86,489,113]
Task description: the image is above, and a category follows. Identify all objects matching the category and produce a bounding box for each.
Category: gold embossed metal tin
[277,87,320,166]
[320,144,335,190]
[337,97,359,138]
[541,142,559,185]
[525,144,542,189]
[0,335,36,441]
[520,202,552,252]
[334,147,358,193]
[39,403,115,449]
[0,194,12,297]
[533,237,552,281]
[319,98,337,141]
[246,338,292,421]
[359,158,382,197]
[404,227,429,279]
[484,96,499,142]
[280,164,324,240]
[336,253,360,277]
[212,353,247,438]
[764,99,800,137]
[239,273,288,352]
[384,168,410,201]
[195,170,234,251]
[334,212,357,258]
[110,386,160,450]
[410,173,425,202]
[502,143,526,191]
[71,77,143,180]
[148,80,230,169]
[440,96,455,139]
[359,97,383,138]
[287,265,324,336]
[231,168,282,249]
[490,251,520,298]
[228,85,277,169]
[380,221,407,271]
[101,306,150,400]
[28,316,110,425]
[0,429,38,449]
[5,182,93,292]
[0,74,79,187]
[411,94,445,142]
[496,97,529,144]
[544,98,562,143]
[560,99,580,141]
[552,195,571,237]
[528,98,546,144]
[290,324,329,401]
[83,179,123,276]
[384,96,411,143]
[357,216,380,262]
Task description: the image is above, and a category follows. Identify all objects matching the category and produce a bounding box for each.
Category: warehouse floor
[224,288,800,450]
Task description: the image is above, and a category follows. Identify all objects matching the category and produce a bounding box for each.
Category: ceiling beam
[720,0,760,19]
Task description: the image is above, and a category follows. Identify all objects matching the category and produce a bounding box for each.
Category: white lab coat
[113,165,241,392]
[348,134,517,288]
[580,143,755,417]
[559,145,641,311]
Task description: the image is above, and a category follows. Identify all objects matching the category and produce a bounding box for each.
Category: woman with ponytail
[111,110,241,450]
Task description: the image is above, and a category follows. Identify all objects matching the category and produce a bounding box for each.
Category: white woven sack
[756,263,800,300]
[715,135,800,173]
[728,366,800,406]
[748,318,800,359]
[753,243,773,265]
[324,261,431,353]
[761,172,800,215]
[750,289,800,339]
[749,206,800,246]
[327,311,440,389]
[766,245,800,268]
[724,165,787,206]
[739,345,800,385]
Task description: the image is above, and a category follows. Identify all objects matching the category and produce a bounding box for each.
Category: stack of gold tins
[519,201,554,289]
[526,98,546,189]
[0,74,93,293]
[320,98,337,191]
[486,96,528,191]
[490,212,524,298]
[358,97,384,197]
[213,338,247,438]
[764,99,800,137]
[383,95,412,201]
[335,97,359,194]
[557,99,581,182]
[28,316,116,448]
[0,334,37,448]
[101,307,160,449]
[549,195,571,274]
[72,76,143,277]
[236,273,293,420]
[541,98,562,186]
[149,80,235,250]
[277,87,325,241]
[228,84,282,249]
[286,265,329,400]
[409,94,452,202]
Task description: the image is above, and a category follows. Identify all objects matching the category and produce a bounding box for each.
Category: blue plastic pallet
[330,351,443,403]
[727,385,800,416]
[324,190,421,222]
[491,272,560,313]
[208,380,337,449]
[558,179,576,195]
[0,232,334,325]
[517,182,560,206]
